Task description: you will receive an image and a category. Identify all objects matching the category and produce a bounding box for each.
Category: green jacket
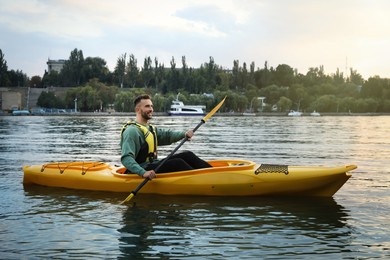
[120,121,185,176]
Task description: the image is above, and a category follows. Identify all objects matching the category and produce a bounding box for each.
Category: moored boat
[310,110,321,116]
[288,110,302,116]
[242,112,256,116]
[23,160,357,197]
[168,98,205,116]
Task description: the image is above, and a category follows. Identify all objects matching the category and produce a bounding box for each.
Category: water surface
[0,115,389,259]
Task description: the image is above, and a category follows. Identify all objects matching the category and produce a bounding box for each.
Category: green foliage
[277,96,292,112]
[0,48,28,87]
[114,88,152,112]
[37,91,65,108]
[87,79,118,107]
[78,85,100,111]
[61,48,85,87]
[140,56,153,88]
[63,79,119,112]
[0,49,9,86]
[114,53,126,88]
[274,64,295,86]
[127,54,139,88]
[83,57,110,83]
[2,47,390,112]
[42,70,60,87]
[259,84,287,105]
[315,95,338,112]
[6,70,28,87]
[29,75,42,87]
[361,76,386,98]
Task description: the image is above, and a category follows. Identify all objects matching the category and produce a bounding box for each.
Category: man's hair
[134,94,151,107]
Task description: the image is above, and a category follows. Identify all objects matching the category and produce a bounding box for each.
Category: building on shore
[0,91,22,111]
[47,59,66,73]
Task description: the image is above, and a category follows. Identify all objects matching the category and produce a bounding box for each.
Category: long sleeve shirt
[120,122,186,176]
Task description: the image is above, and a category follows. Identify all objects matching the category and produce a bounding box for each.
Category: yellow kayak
[23,160,357,197]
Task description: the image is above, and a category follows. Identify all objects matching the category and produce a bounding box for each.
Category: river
[0,115,389,259]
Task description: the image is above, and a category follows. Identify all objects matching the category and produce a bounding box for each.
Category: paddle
[120,96,227,204]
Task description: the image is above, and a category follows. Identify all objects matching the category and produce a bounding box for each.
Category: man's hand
[185,130,194,139]
[143,170,156,180]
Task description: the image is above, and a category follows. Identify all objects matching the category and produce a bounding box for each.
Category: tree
[77,85,100,111]
[216,71,231,91]
[153,57,165,91]
[7,70,28,87]
[114,91,134,112]
[37,91,64,108]
[277,96,292,112]
[42,70,60,87]
[259,84,288,105]
[231,59,240,90]
[204,56,218,91]
[140,56,153,88]
[349,68,364,85]
[249,61,255,85]
[114,88,149,112]
[115,53,126,88]
[305,66,332,86]
[151,94,167,112]
[30,75,42,87]
[274,64,294,87]
[181,56,190,92]
[240,62,248,91]
[332,68,345,85]
[287,83,307,110]
[315,95,338,112]
[338,82,360,98]
[337,97,355,112]
[126,54,139,88]
[167,56,180,93]
[86,79,118,110]
[83,57,109,83]
[64,88,79,109]
[61,48,85,87]
[361,76,384,98]
[0,49,9,86]
[254,61,272,88]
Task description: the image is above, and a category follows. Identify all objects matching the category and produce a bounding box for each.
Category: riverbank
[1,111,390,117]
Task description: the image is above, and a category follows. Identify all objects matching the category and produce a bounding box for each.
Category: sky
[1,0,390,80]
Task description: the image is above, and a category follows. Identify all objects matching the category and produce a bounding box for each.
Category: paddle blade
[203,96,227,122]
[120,193,135,204]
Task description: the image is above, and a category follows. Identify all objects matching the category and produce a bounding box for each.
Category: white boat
[168,98,206,116]
[310,111,321,116]
[242,112,256,116]
[288,110,302,116]
[12,110,30,116]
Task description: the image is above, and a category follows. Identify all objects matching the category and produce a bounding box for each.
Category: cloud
[1,0,390,78]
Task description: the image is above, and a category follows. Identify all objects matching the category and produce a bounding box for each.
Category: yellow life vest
[121,121,158,163]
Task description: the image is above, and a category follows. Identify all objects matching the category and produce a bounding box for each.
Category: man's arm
[121,127,146,176]
[156,128,186,145]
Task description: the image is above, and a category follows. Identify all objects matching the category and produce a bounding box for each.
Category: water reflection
[118,195,352,258]
[23,186,352,258]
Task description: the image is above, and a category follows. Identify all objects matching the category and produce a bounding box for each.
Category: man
[121,94,211,180]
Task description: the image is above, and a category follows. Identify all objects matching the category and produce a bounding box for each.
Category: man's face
[137,98,154,120]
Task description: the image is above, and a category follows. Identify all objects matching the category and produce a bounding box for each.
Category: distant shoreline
[2,111,390,117]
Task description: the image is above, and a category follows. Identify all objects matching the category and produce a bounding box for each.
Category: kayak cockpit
[113,159,257,177]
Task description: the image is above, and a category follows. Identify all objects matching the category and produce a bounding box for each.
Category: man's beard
[141,110,152,120]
